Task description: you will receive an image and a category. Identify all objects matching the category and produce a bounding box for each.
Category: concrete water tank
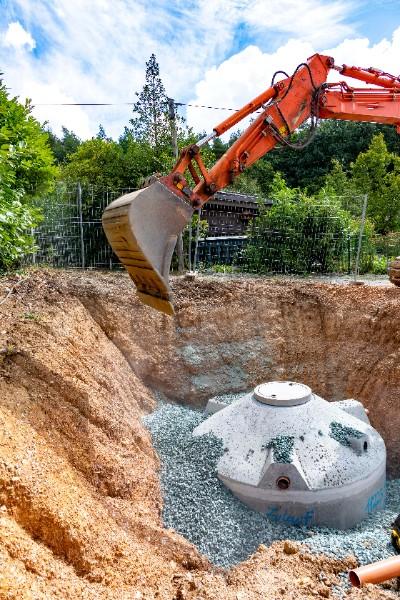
[193,382,386,529]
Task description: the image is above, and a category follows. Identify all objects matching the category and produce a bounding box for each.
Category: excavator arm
[102,54,400,315]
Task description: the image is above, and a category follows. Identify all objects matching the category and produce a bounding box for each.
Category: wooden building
[201,191,272,236]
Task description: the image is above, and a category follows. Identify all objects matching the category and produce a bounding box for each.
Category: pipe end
[349,570,361,588]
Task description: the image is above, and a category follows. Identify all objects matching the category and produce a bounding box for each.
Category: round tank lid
[254,381,312,406]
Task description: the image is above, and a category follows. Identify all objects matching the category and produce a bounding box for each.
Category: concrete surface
[194,383,386,528]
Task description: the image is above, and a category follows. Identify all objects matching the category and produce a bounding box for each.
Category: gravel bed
[143,402,399,569]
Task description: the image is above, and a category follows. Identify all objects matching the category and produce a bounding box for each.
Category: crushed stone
[144,402,399,569]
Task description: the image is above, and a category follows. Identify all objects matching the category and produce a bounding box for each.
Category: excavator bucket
[102,180,193,315]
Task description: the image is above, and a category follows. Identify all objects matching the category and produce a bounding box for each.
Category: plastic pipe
[349,555,400,587]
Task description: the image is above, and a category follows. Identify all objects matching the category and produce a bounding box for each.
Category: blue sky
[1,0,400,139]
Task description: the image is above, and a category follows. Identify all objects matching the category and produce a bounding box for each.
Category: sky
[1,0,400,141]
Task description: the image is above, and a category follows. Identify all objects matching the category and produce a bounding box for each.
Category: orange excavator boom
[102,54,400,314]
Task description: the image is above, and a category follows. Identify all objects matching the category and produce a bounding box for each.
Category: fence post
[77,182,85,269]
[193,209,202,271]
[31,228,36,265]
[347,235,351,275]
[354,194,368,281]
[188,217,192,272]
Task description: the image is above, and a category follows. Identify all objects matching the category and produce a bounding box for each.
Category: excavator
[102,53,400,315]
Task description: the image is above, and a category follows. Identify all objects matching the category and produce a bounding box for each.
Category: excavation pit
[2,270,400,598]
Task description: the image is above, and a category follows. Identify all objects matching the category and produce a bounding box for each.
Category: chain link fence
[192,194,369,278]
[28,183,370,278]
[31,183,135,269]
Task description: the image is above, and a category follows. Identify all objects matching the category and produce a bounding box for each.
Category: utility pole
[168,98,185,273]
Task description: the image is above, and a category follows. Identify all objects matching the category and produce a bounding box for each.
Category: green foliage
[323,159,352,198]
[123,135,165,185]
[0,78,54,269]
[372,232,400,257]
[351,133,400,233]
[210,264,233,273]
[0,81,56,198]
[246,160,276,197]
[260,120,400,193]
[61,138,126,188]
[243,174,356,274]
[61,135,168,189]
[96,124,110,141]
[212,138,227,160]
[227,167,263,196]
[0,198,41,269]
[22,311,42,322]
[47,127,81,164]
[370,255,389,275]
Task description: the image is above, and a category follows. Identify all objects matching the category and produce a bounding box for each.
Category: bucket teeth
[102,181,193,315]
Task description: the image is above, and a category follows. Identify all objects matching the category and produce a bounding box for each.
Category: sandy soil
[0,268,399,599]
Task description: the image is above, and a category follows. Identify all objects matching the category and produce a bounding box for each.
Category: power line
[35,100,240,112]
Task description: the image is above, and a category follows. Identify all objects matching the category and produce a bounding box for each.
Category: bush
[243,175,365,275]
[210,264,234,273]
[370,255,389,275]
[0,77,55,269]
[0,198,41,270]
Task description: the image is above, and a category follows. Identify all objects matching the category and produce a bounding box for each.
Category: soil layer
[0,269,399,599]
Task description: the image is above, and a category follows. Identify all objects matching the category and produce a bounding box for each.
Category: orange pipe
[349,555,400,587]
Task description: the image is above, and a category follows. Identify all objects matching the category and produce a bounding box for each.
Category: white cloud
[186,26,400,137]
[325,28,400,79]
[3,21,35,50]
[242,0,354,46]
[0,0,359,139]
[2,0,399,142]
[186,40,315,135]
[26,82,92,140]
[1,0,243,138]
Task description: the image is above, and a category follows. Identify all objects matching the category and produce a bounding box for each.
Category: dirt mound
[0,269,399,599]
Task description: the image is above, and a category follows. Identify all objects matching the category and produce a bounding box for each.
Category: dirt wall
[0,269,399,599]
[75,272,400,476]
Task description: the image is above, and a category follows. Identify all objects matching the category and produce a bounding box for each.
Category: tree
[257,120,400,193]
[323,159,351,197]
[127,54,190,163]
[47,126,81,164]
[0,77,55,269]
[122,136,164,187]
[351,133,400,233]
[318,158,366,218]
[96,124,112,141]
[128,54,171,153]
[212,138,228,160]
[61,138,126,189]
[61,134,168,190]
